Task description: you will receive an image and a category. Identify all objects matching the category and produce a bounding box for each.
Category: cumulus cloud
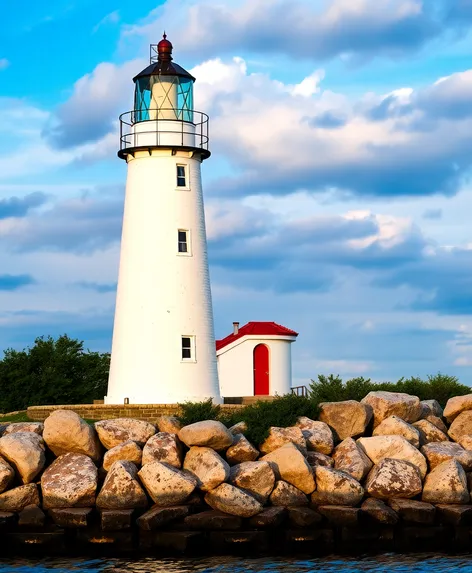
[0,193,48,219]
[124,0,442,61]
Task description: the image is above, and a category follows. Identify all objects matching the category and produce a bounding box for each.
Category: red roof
[216,321,298,351]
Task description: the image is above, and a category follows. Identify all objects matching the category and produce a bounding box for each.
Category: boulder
[317,506,360,527]
[0,458,14,494]
[43,410,101,461]
[97,461,148,509]
[259,426,306,455]
[183,447,230,492]
[421,442,472,471]
[288,506,322,528]
[248,507,287,528]
[388,498,435,524]
[0,484,40,512]
[365,458,422,500]
[95,418,156,449]
[332,437,372,481]
[138,461,197,506]
[41,453,98,509]
[310,466,364,507]
[357,435,427,478]
[228,422,248,436]
[103,440,142,472]
[425,415,448,434]
[48,508,93,528]
[204,483,263,517]
[260,443,315,494]
[449,411,472,443]
[361,498,399,525]
[436,504,472,526]
[296,418,333,454]
[142,432,183,468]
[137,505,190,530]
[178,420,233,450]
[413,419,449,446]
[184,510,242,530]
[0,432,45,483]
[225,434,259,464]
[156,416,182,434]
[361,391,422,427]
[372,416,420,448]
[422,459,469,504]
[269,480,308,507]
[458,435,472,450]
[306,452,334,468]
[18,504,45,527]
[421,400,443,418]
[229,461,275,503]
[100,509,134,531]
[444,394,472,423]
[318,400,373,441]
[4,422,43,435]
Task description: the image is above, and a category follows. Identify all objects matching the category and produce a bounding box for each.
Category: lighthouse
[106,35,221,404]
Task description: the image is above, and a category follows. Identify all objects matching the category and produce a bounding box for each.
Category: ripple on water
[0,554,472,573]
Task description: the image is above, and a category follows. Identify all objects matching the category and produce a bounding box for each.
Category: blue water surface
[0,555,470,573]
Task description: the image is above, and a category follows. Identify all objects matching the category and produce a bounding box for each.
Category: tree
[0,335,110,412]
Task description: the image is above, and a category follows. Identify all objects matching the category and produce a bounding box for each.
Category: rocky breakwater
[3,392,472,555]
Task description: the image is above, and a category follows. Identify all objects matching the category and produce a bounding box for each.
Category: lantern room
[118,34,210,160]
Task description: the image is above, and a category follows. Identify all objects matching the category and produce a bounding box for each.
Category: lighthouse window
[181,336,195,360]
[178,230,189,253]
[176,165,187,187]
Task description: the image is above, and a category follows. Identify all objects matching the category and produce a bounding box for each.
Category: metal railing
[291,385,308,397]
[118,108,210,157]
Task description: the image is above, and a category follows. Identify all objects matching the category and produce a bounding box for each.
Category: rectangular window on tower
[181,336,195,361]
[178,229,190,254]
[176,165,187,188]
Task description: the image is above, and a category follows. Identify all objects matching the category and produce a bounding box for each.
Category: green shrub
[178,398,221,426]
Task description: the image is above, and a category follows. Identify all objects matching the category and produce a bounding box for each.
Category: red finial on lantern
[158,32,173,61]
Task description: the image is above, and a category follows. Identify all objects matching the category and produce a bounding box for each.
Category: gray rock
[103,440,142,472]
[95,418,156,449]
[422,459,470,504]
[225,434,259,464]
[97,460,148,509]
[178,420,233,450]
[296,417,333,454]
[269,480,308,507]
[183,447,230,492]
[204,483,263,517]
[318,400,373,441]
[138,461,197,506]
[311,466,364,507]
[332,437,372,481]
[261,443,315,494]
[44,410,101,461]
[365,458,422,500]
[230,461,275,503]
[0,432,45,484]
[142,432,183,468]
[361,391,422,427]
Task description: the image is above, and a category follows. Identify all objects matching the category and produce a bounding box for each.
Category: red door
[253,344,269,395]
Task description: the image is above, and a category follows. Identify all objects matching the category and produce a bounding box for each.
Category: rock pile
[2,390,472,534]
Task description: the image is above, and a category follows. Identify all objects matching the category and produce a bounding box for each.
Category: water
[0,555,471,573]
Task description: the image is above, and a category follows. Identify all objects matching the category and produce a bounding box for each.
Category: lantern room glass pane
[133,75,194,123]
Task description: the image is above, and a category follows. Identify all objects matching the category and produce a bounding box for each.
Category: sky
[2,0,472,387]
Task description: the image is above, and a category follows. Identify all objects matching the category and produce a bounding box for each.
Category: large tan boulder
[361,498,399,525]
[44,410,101,461]
[228,422,248,436]
[449,411,472,443]
[156,416,182,434]
[229,461,275,503]
[444,394,472,423]
[103,440,142,472]
[425,415,448,434]
[373,416,420,448]
[422,459,469,504]
[0,484,40,512]
[318,400,373,441]
[296,418,333,454]
[269,480,308,506]
[361,391,422,427]
[97,461,148,510]
[259,426,306,455]
[421,400,443,418]
[311,466,364,507]
[138,461,197,506]
[365,458,422,500]
[421,442,472,471]
[4,422,43,435]
[306,452,334,468]
[95,418,156,449]
[0,432,45,484]
[41,453,98,509]
[205,483,262,517]
[413,420,449,446]
[332,437,372,481]
[178,421,233,450]
[0,459,14,494]
[225,434,259,465]
[142,432,183,468]
[357,435,427,478]
[183,447,229,492]
[458,435,472,450]
[260,443,315,494]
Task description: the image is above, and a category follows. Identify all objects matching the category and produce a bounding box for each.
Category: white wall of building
[217,336,295,398]
[107,148,220,404]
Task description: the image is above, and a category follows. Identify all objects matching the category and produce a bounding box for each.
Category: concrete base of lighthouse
[106,148,221,405]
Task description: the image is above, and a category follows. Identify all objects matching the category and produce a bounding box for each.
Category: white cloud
[93,10,120,33]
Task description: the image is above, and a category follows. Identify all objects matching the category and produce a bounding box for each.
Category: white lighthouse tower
[106,35,221,404]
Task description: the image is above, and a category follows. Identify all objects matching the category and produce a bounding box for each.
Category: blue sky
[2,0,472,386]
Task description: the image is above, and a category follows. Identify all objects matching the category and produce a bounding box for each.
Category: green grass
[0,411,30,422]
